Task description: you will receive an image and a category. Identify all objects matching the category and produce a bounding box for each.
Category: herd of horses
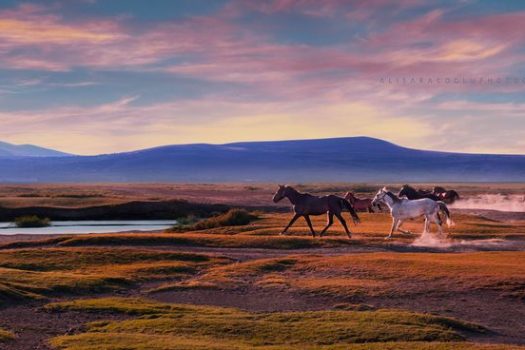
[272,184,459,239]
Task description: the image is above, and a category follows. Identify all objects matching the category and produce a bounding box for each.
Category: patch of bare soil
[0,301,128,350]
[150,287,336,312]
[0,234,64,245]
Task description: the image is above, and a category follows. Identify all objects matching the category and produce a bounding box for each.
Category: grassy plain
[0,182,523,208]
[0,183,524,349]
[46,297,494,350]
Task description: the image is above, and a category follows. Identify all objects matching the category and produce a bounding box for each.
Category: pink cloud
[0,1,523,101]
[0,4,245,70]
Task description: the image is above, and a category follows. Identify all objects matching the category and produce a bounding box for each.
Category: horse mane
[284,185,300,195]
[284,185,308,200]
[401,184,416,192]
[385,191,401,202]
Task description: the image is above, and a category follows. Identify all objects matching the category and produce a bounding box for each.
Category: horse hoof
[385,236,392,240]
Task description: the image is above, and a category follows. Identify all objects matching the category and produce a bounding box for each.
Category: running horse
[344,192,378,212]
[433,186,460,204]
[398,184,440,201]
[372,187,454,239]
[272,185,360,238]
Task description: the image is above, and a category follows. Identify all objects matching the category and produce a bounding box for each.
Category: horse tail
[341,198,360,224]
[438,201,454,227]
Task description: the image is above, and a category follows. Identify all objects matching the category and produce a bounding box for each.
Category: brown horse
[272,185,360,238]
[399,184,440,201]
[344,192,377,212]
[435,190,460,204]
[400,184,460,205]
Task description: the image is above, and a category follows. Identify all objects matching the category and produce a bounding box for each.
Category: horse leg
[320,212,334,237]
[303,215,316,237]
[387,218,398,239]
[433,213,444,238]
[396,220,411,235]
[281,214,300,235]
[335,212,351,239]
[422,216,429,234]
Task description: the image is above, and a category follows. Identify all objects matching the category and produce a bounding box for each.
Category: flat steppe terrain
[0,182,523,207]
[0,183,524,349]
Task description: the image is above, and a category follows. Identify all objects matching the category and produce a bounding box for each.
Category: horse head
[372,187,388,207]
[443,190,460,204]
[398,184,415,198]
[344,192,356,204]
[272,184,287,203]
[433,186,447,194]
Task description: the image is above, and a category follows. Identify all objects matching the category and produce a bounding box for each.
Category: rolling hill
[0,141,70,158]
[0,137,523,182]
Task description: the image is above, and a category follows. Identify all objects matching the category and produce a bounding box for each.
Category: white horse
[372,187,453,239]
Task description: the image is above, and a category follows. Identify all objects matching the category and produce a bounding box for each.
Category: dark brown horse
[272,185,360,238]
[344,192,377,212]
[434,189,460,204]
[398,184,440,201]
[433,186,447,194]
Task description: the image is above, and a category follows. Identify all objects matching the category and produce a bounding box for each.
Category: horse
[433,186,447,194]
[344,192,378,212]
[372,187,453,239]
[432,186,460,204]
[272,185,360,238]
[435,190,460,204]
[398,184,440,201]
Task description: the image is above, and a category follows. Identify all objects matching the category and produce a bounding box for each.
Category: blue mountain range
[0,137,523,182]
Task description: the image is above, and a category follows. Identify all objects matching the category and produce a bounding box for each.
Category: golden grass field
[0,184,524,349]
[0,182,523,208]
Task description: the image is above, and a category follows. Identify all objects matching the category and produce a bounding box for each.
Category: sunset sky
[0,0,524,155]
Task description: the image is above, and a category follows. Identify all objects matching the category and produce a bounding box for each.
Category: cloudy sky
[0,0,524,155]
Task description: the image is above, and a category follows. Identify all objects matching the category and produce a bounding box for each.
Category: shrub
[174,215,198,227]
[14,215,51,228]
[192,209,258,230]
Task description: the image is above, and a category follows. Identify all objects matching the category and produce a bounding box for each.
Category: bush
[173,215,198,227]
[14,215,51,228]
[192,209,258,230]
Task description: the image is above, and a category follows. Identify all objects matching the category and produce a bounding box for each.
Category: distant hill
[0,137,523,182]
[0,141,70,158]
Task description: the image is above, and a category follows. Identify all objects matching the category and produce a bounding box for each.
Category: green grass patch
[193,209,258,230]
[47,297,493,350]
[14,215,50,228]
[159,251,525,299]
[172,209,259,232]
[0,248,228,305]
[45,233,354,249]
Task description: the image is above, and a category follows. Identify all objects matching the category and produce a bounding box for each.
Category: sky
[0,0,524,155]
